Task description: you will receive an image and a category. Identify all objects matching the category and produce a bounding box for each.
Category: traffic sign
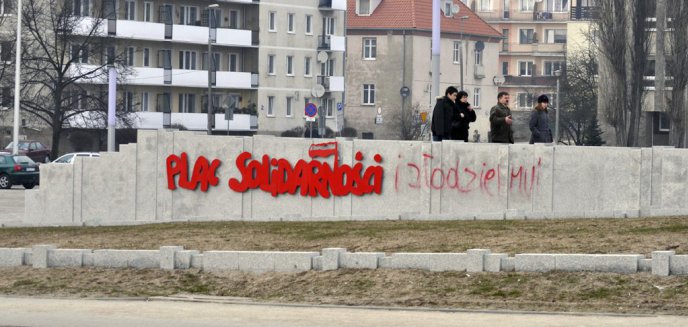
[337,102,343,111]
[305,103,317,117]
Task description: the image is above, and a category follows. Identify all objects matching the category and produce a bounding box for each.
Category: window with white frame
[286,56,294,76]
[321,59,334,76]
[287,13,295,33]
[143,48,150,66]
[363,84,375,105]
[71,44,88,64]
[124,91,134,112]
[517,93,534,108]
[267,96,275,116]
[658,112,670,132]
[304,57,312,76]
[519,29,534,44]
[473,88,481,108]
[268,11,276,32]
[126,47,135,66]
[544,0,569,12]
[179,6,198,25]
[229,10,239,29]
[178,94,196,113]
[141,92,149,112]
[520,0,534,11]
[363,38,376,60]
[305,15,313,34]
[323,17,335,35]
[519,61,534,76]
[453,41,461,63]
[475,49,483,65]
[286,97,293,117]
[202,52,220,70]
[502,62,509,75]
[144,2,153,22]
[72,0,90,17]
[179,51,197,70]
[124,0,136,20]
[358,0,370,15]
[268,55,275,75]
[325,98,334,117]
[229,53,239,72]
[543,61,565,76]
[479,0,491,11]
[544,29,567,43]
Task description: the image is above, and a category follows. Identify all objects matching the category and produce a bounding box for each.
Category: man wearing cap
[529,94,553,144]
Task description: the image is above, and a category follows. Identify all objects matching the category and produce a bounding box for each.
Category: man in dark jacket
[529,94,553,144]
[431,86,459,141]
[451,90,477,142]
[489,92,514,144]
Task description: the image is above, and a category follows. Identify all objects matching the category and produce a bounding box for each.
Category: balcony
[534,43,566,55]
[316,75,345,92]
[503,75,557,88]
[318,0,346,11]
[570,6,600,20]
[67,111,258,132]
[317,35,346,52]
[534,11,553,21]
[174,24,252,47]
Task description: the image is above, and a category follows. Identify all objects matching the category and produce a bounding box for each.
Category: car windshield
[13,155,35,164]
[4,142,30,150]
[54,154,74,163]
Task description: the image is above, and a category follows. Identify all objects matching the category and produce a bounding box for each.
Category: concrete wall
[21,130,688,226]
[2,245,685,276]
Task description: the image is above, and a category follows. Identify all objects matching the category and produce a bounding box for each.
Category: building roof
[347,0,502,40]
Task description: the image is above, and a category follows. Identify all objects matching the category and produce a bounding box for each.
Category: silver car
[52,152,101,164]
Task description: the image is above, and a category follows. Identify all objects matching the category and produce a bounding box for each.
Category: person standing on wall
[451,90,477,142]
[489,91,514,144]
[431,86,459,142]
[529,94,553,144]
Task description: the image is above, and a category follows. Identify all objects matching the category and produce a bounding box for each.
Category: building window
[325,98,334,117]
[519,29,534,44]
[179,51,197,70]
[143,48,150,66]
[286,97,293,117]
[475,49,483,65]
[517,93,534,109]
[323,17,335,35]
[178,94,196,113]
[479,0,491,11]
[141,92,149,112]
[363,38,376,60]
[657,112,670,132]
[544,61,565,76]
[544,29,567,43]
[124,0,135,20]
[71,44,88,64]
[321,59,334,76]
[544,0,569,12]
[229,53,239,72]
[520,0,534,11]
[267,96,275,116]
[305,15,313,34]
[453,41,461,63]
[286,56,294,76]
[519,61,534,76]
[144,1,152,22]
[124,91,134,112]
[502,29,509,51]
[358,0,370,15]
[304,57,312,76]
[473,88,481,108]
[443,1,453,16]
[268,11,276,32]
[363,84,375,105]
[502,62,509,75]
[72,0,90,17]
[179,6,198,25]
[287,13,295,33]
[268,55,275,75]
[202,52,220,71]
[229,10,239,29]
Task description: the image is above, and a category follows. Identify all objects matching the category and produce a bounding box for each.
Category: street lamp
[457,15,469,91]
[11,0,23,155]
[554,69,562,145]
[206,3,219,135]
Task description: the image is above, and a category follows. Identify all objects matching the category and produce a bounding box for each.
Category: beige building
[345,0,502,140]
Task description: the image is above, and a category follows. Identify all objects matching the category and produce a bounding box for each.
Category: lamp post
[554,69,562,145]
[11,0,22,155]
[206,4,219,135]
[457,15,469,91]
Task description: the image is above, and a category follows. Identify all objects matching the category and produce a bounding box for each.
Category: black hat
[537,94,549,103]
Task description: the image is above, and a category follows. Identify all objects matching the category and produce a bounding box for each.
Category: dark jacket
[451,101,477,141]
[431,96,455,138]
[529,104,553,144]
[489,103,514,143]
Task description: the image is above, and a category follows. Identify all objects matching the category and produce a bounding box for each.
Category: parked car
[52,152,100,164]
[1,141,51,163]
[0,153,40,189]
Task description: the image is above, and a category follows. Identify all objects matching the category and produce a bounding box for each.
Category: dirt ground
[0,217,687,314]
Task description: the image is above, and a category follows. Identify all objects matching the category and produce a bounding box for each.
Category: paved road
[0,296,687,327]
[0,186,31,225]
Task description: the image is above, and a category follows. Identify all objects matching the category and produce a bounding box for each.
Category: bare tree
[393,102,424,140]
[594,0,652,147]
[560,44,600,145]
[665,0,688,147]
[16,0,131,158]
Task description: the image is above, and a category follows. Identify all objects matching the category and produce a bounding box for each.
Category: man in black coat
[451,90,477,142]
[431,86,459,141]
